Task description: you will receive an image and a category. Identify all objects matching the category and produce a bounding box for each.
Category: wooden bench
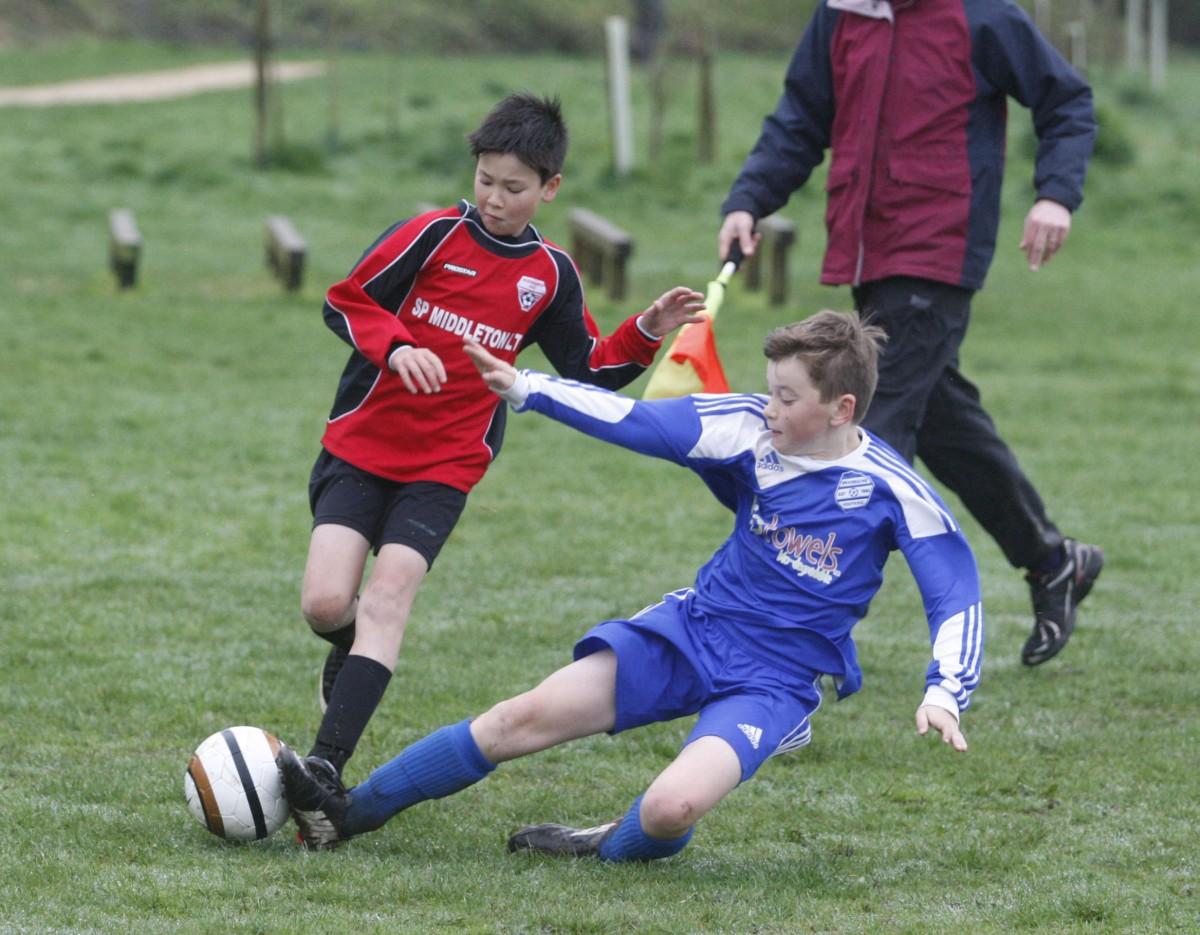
[742,213,798,306]
[567,207,635,301]
[108,208,142,289]
[265,215,307,292]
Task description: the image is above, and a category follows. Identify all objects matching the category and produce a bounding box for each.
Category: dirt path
[0,60,325,107]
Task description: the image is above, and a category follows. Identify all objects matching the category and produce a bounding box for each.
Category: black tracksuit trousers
[853,276,1063,570]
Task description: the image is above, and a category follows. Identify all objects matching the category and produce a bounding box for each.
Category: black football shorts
[308,449,467,568]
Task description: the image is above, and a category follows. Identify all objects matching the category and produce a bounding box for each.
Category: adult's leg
[855,277,971,461]
[916,364,1063,570]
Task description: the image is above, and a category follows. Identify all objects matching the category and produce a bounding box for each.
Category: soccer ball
[184,725,290,841]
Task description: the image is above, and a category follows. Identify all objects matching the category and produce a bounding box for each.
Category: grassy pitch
[1,41,1198,934]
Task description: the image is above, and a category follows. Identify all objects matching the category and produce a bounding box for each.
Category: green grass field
[1,39,1198,934]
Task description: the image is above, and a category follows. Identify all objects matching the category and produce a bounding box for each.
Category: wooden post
[1148,0,1167,90]
[697,37,716,165]
[741,214,797,307]
[568,208,635,302]
[253,0,270,168]
[605,16,635,177]
[265,215,307,292]
[1125,0,1144,74]
[108,209,142,289]
[1067,21,1087,71]
[1034,0,1052,35]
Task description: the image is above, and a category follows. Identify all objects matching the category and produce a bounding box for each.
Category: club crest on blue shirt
[517,275,547,312]
[835,471,874,510]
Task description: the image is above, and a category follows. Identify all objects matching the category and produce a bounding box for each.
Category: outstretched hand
[638,286,707,339]
[463,339,517,393]
[916,705,968,752]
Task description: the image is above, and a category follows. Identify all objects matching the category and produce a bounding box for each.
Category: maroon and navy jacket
[320,201,662,492]
[722,0,1096,290]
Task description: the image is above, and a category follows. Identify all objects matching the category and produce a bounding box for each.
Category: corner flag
[643,247,742,399]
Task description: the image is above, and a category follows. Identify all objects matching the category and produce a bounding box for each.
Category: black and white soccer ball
[184,726,290,841]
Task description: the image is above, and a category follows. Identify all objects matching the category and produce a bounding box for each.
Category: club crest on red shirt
[517,275,547,312]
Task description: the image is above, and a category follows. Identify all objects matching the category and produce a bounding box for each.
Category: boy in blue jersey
[277,310,984,859]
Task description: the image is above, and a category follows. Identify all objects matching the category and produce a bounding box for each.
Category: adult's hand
[1020,199,1072,271]
[718,211,761,262]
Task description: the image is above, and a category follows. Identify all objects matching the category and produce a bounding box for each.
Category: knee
[639,788,700,839]
[301,589,354,633]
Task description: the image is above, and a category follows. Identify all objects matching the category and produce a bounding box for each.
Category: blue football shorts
[574,590,825,782]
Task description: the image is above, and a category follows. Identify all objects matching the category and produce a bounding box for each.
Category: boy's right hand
[916,705,968,752]
[463,339,517,393]
[388,345,448,394]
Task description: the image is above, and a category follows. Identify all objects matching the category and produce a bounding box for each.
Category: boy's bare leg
[506,716,742,861]
[305,539,428,773]
[639,735,742,838]
[471,650,618,762]
[301,523,369,635]
[353,542,428,668]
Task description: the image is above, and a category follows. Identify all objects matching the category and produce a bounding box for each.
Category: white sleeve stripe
[324,298,360,352]
[526,372,636,422]
[931,602,984,709]
[865,446,958,529]
[691,405,767,421]
[326,370,383,423]
[959,602,984,678]
[688,409,765,459]
[862,449,958,533]
[863,445,956,526]
[534,243,564,307]
[694,394,766,412]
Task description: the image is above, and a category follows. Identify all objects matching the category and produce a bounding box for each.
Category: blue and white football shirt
[504,372,984,716]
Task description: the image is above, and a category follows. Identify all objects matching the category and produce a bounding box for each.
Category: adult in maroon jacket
[719,0,1102,667]
[302,94,704,782]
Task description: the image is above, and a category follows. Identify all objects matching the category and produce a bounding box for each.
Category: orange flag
[643,256,738,399]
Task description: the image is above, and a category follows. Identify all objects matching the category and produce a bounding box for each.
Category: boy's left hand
[637,286,707,338]
[916,705,968,752]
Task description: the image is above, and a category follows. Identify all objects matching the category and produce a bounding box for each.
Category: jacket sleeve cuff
[634,314,664,344]
[1034,185,1081,212]
[921,686,961,722]
[500,371,533,409]
[719,194,761,219]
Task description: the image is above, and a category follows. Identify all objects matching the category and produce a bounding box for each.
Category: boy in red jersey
[297,93,705,789]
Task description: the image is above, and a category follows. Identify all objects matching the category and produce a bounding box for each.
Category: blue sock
[598,796,694,862]
[345,719,494,834]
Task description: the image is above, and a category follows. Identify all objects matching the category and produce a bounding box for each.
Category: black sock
[315,620,357,652]
[309,654,392,773]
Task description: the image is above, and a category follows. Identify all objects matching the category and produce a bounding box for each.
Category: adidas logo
[756,450,783,473]
[738,723,763,749]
